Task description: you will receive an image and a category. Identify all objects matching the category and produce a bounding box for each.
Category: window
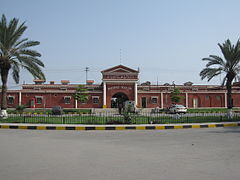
[151,97,158,104]
[216,96,221,100]
[36,96,43,104]
[7,96,15,104]
[64,96,71,104]
[206,96,209,100]
[92,96,99,104]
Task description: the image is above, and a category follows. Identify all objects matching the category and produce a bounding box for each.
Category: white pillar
[103,82,107,107]
[75,99,78,109]
[19,91,22,105]
[135,82,138,107]
[224,92,227,108]
[185,92,188,108]
[160,92,163,108]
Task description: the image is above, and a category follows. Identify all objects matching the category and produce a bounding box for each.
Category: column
[224,92,227,108]
[103,82,107,108]
[185,92,188,108]
[75,99,78,109]
[135,82,138,107]
[161,92,163,108]
[19,91,22,105]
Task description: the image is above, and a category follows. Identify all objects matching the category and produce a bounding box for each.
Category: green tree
[200,39,240,117]
[0,14,45,118]
[73,85,89,103]
[170,88,183,104]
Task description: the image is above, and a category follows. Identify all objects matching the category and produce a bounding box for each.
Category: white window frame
[92,96,99,104]
[151,96,158,104]
[35,96,43,104]
[7,96,15,104]
[64,96,71,104]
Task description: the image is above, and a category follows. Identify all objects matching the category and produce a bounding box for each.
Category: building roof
[101,64,138,73]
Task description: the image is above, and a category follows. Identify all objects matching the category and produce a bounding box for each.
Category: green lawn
[1,114,239,125]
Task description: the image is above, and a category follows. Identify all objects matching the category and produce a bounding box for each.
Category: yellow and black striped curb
[0,122,239,130]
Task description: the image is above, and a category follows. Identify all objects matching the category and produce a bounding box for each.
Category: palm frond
[11,61,20,83]
[200,67,222,81]
[22,65,45,80]
[8,22,27,49]
[16,40,40,50]
[17,55,44,67]
[14,38,28,47]
[19,49,41,57]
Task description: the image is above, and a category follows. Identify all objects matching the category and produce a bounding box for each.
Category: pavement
[0,127,240,180]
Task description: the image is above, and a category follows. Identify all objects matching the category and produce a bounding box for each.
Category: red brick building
[2,65,240,109]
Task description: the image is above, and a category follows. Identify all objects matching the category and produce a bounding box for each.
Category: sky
[2,0,240,89]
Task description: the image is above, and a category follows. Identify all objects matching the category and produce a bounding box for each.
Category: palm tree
[200,39,240,116]
[0,14,45,118]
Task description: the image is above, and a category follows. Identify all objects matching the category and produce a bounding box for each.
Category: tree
[170,88,183,104]
[73,85,89,103]
[200,39,240,116]
[0,14,45,118]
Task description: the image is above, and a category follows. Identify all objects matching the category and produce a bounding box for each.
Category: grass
[1,113,239,125]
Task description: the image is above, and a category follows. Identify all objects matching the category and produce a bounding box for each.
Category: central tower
[101,65,139,108]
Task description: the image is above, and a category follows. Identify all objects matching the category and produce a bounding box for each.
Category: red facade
[2,65,240,109]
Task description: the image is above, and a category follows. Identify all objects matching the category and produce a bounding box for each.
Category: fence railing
[1,112,240,125]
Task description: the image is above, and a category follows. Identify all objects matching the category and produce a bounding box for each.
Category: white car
[168,104,187,114]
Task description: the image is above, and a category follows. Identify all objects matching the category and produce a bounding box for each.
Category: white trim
[106,68,133,73]
[102,80,138,83]
[7,95,15,99]
[103,82,106,106]
[135,82,138,107]
[75,99,78,109]
[225,92,227,108]
[19,92,22,105]
[138,91,229,94]
[92,96,100,99]
[92,96,100,104]
[35,96,43,104]
[64,96,71,104]
[161,92,163,108]
[185,92,188,108]
[7,96,15,104]
[151,96,158,104]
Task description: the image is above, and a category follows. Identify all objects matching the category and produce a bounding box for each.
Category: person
[117,97,124,114]
[118,102,123,114]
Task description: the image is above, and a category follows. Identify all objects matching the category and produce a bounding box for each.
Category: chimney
[33,79,45,85]
[61,80,70,85]
[50,81,55,85]
[86,80,94,85]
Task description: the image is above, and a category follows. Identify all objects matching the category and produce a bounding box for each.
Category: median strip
[0,122,240,130]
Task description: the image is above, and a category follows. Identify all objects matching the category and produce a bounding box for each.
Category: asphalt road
[0,128,240,180]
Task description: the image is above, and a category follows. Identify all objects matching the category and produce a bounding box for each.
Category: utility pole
[85,67,89,84]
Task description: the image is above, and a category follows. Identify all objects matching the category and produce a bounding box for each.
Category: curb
[0,122,240,130]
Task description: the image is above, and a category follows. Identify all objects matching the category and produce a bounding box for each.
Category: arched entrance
[111,92,129,108]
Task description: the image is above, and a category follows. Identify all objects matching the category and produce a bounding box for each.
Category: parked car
[167,104,187,114]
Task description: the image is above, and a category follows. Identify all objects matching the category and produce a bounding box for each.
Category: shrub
[52,106,63,115]
[15,105,26,113]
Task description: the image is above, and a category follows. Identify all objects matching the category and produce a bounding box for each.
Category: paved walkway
[0,127,240,180]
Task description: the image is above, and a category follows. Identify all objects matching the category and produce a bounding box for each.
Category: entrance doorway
[141,97,147,108]
[193,98,199,108]
[111,93,129,108]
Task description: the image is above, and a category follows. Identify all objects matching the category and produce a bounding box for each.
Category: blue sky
[2,0,240,88]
